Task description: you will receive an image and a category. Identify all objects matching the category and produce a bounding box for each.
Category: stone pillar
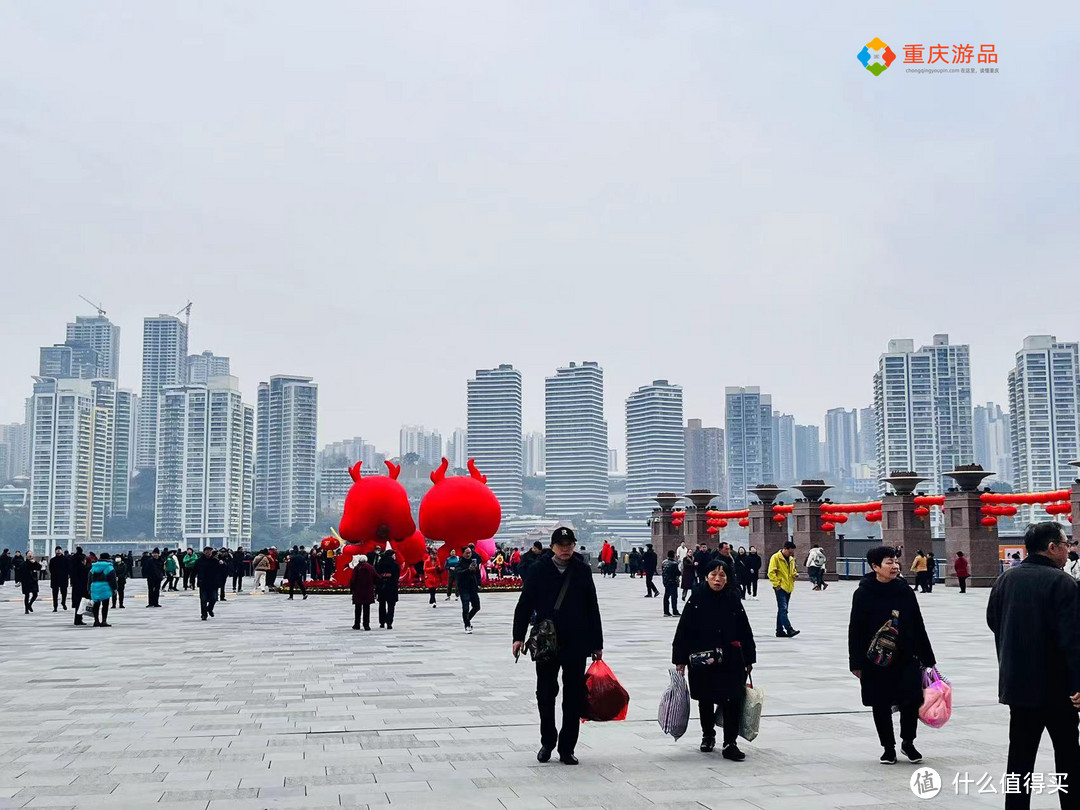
[880,473,931,561]
[747,485,788,564]
[943,466,997,588]
[684,490,719,551]
[650,493,682,564]
[791,481,837,581]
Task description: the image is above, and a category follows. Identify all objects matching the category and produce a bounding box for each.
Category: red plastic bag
[581,659,629,722]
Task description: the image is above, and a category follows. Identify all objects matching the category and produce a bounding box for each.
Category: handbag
[689,647,724,668]
[739,674,765,742]
[525,573,572,664]
[867,609,900,667]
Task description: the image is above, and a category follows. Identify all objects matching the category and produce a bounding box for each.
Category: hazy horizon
[2,2,1076,455]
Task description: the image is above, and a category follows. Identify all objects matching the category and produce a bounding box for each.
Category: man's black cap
[551,527,577,545]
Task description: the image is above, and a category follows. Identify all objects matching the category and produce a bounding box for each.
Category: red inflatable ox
[420,458,501,568]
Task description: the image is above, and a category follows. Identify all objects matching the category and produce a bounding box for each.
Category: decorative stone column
[880,472,932,557]
[791,480,836,581]
[651,493,683,563]
[943,465,997,588]
[683,490,719,551]
[747,484,788,563]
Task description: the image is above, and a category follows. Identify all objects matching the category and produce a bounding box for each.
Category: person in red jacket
[953,551,970,593]
[350,555,377,630]
[424,551,442,608]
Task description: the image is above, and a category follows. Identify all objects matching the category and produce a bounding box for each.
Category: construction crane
[78,295,106,316]
[175,300,192,329]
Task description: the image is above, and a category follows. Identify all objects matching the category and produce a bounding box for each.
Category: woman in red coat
[424,552,442,608]
[350,555,377,630]
[953,551,970,593]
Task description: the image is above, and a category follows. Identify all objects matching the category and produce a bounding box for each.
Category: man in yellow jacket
[768,541,800,638]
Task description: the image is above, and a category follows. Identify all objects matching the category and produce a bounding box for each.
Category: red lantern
[738,518,749,528]
[706,526,719,535]
[833,514,848,524]
[718,519,728,528]
[913,506,930,519]
[821,522,836,532]
[772,515,786,523]
[981,516,997,527]
[671,518,683,528]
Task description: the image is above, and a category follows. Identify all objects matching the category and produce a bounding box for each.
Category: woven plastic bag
[739,675,765,742]
[919,667,952,728]
[582,659,629,722]
[657,668,690,740]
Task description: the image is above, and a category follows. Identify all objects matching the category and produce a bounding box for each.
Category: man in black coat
[513,527,603,766]
[694,544,712,584]
[69,547,89,625]
[143,548,164,607]
[987,522,1080,809]
[48,547,69,611]
[286,547,308,599]
[641,544,659,597]
[455,545,482,633]
[0,549,12,586]
[848,545,936,765]
[193,547,223,620]
[518,541,544,582]
[745,546,762,599]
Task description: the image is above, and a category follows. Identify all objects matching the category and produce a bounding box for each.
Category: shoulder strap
[554,572,572,612]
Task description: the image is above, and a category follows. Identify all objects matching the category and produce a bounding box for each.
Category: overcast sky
[2,2,1076,456]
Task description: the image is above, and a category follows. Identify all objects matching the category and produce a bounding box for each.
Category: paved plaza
[0,572,1066,809]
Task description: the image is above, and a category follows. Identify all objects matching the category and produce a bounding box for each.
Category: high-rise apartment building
[773,412,796,484]
[112,389,135,518]
[0,423,28,482]
[858,406,877,463]
[39,343,101,380]
[137,315,189,469]
[625,380,684,518]
[825,407,860,482]
[920,334,974,482]
[65,315,121,379]
[794,424,821,481]
[399,425,443,466]
[724,387,774,509]
[467,364,523,515]
[523,432,546,477]
[256,375,318,528]
[1008,336,1080,515]
[446,428,468,470]
[973,402,1013,485]
[545,361,608,516]
[187,350,231,384]
[684,418,724,495]
[155,376,254,545]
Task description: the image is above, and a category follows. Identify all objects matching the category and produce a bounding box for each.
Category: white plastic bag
[740,676,765,742]
[657,668,690,740]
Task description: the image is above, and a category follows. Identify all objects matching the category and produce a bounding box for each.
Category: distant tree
[403,452,421,466]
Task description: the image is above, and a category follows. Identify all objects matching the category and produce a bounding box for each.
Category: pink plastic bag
[919,667,952,728]
[581,660,629,722]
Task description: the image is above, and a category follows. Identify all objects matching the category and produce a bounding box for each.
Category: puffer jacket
[89,560,118,602]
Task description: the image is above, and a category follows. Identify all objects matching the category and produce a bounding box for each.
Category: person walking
[745,546,762,599]
[735,547,750,598]
[848,545,937,765]
[193,547,222,620]
[424,550,441,607]
[0,549,12,586]
[286,547,308,600]
[987,522,1080,810]
[519,541,544,582]
[680,552,695,602]
[88,554,118,627]
[252,549,270,592]
[768,541,800,638]
[693,544,711,584]
[266,547,279,589]
[953,551,970,592]
[164,550,179,592]
[445,549,460,600]
[144,548,164,607]
[642,544,660,598]
[69,547,88,625]
[183,548,198,589]
[111,554,128,608]
[231,547,247,592]
[806,544,828,591]
[661,550,681,617]
[21,551,42,613]
[910,550,929,593]
[350,554,377,629]
[49,547,69,611]
[455,545,482,633]
[672,559,755,759]
[629,547,641,578]
[925,552,936,592]
[216,548,232,601]
[377,548,400,629]
[512,527,603,766]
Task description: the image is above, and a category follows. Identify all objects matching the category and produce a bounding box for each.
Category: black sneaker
[786,628,801,638]
[880,747,897,764]
[700,736,716,753]
[722,743,745,761]
[901,742,923,763]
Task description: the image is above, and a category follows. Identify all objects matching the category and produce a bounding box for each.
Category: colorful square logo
[857,37,896,76]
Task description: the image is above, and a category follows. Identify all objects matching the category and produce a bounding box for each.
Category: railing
[836,556,944,582]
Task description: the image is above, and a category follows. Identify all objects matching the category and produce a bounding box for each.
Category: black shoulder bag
[525,574,572,664]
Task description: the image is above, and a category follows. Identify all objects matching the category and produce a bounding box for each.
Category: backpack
[91,567,108,584]
[867,609,900,667]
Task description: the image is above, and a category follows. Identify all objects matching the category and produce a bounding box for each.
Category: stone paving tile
[1,578,1071,809]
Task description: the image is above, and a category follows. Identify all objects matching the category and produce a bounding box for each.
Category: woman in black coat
[680,555,695,601]
[672,559,756,759]
[848,545,936,765]
[21,552,42,613]
[377,549,400,630]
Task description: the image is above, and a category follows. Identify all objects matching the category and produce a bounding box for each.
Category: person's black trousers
[288,577,307,598]
[24,589,37,612]
[871,702,919,748]
[460,590,480,627]
[957,576,968,593]
[446,572,456,598]
[536,653,587,756]
[52,582,67,610]
[354,603,371,629]
[428,587,438,604]
[199,586,218,618]
[379,599,396,628]
[112,582,125,608]
[748,574,758,597]
[92,600,110,625]
[699,694,744,745]
[72,594,84,624]
[645,572,659,597]
[663,584,679,615]
[1006,702,1080,810]
[147,579,162,606]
